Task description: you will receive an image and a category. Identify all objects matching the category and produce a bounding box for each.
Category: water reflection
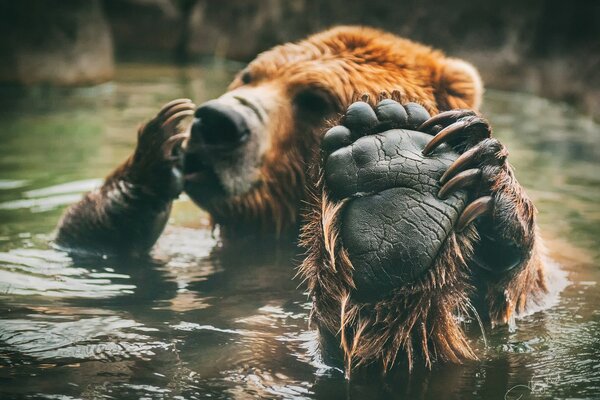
[0,248,135,298]
[0,315,160,362]
[0,64,598,399]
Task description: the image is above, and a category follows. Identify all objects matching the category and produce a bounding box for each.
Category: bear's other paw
[127,98,196,199]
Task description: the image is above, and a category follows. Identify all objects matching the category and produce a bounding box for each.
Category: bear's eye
[240,70,252,85]
[294,89,334,116]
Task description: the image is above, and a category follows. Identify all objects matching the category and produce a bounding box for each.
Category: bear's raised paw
[321,100,471,298]
[128,98,196,199]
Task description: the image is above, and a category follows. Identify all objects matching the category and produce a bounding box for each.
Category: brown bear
[56,26,547,373]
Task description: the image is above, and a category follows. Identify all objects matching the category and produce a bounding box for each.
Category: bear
[55,26,547,373]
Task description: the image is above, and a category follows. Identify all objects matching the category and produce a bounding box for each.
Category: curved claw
[161,102,196,122]
[157,98,192,118]
[418,109,476,133]
[456,196,493,232]
[438,168,481,199]
[440,145,481,184]
[422,119,469,155]
[162,132,189,158]
[422,117,491,156]
[161,110,195,130]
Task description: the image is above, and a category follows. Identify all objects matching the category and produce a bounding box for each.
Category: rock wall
[0,0,597,118]
[103,0,600,118]
[0,0,114,86]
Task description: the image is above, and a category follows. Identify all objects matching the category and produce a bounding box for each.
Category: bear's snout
[190,100,250,151]
[183,93,271,203]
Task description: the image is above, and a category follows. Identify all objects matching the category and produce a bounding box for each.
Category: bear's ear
[436,58,483,111]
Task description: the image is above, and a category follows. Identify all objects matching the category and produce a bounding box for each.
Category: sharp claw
[422,119,470,155]
[438,168,481,199]
[161,102,196,122]
[418,109,476,132]
[422,117,491,156]
[161,110,195,130]
[440,145,480,184]
[456,196,493,232]
[162,132,189,158]
[157,98,192,117]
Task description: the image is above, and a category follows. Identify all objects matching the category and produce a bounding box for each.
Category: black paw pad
[342,101,379,136]
[374,99,408,127]
[320,99,470,298]
[322,125,352,153]
[323,100,432,154]
[404,102,431,129]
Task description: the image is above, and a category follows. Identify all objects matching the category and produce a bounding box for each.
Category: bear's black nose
[190,100,250,150]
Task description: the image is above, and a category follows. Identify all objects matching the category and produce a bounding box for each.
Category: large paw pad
[321,100,468,297]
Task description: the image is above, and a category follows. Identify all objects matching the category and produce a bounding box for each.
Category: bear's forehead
[252,35,390,70]
[229,26,448,114]
[247,26,437,81]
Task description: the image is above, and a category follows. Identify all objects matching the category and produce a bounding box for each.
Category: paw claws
[422,119,469,156]
[422,117,491,156]
[161,102,196,122]
[438,168,481,199]
[440,145,480,184]
[378,91,389,101]
[161,110,195,130]
[390,89,403,101]
[162,132,189,158]
[456,196,493,232]
[418,109,477,133]
[157,98,193,118]
[440,138,507,185]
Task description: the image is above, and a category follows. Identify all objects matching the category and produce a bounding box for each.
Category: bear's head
[183,26,482,235]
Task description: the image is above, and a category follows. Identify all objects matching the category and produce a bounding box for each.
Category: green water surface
[0,63,598,400]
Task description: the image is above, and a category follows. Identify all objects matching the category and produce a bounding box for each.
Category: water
[0,63,598,400]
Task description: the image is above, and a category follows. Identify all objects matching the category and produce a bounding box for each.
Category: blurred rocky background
[0,0,598,118]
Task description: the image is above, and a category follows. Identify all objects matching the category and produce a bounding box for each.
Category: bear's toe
[343,101,379,136]
[322,125,352,153]
[374,99,408,127]
[404,102,431,129]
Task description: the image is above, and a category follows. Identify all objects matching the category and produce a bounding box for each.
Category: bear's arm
[55,99,194,256]
[55,156,173,256]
